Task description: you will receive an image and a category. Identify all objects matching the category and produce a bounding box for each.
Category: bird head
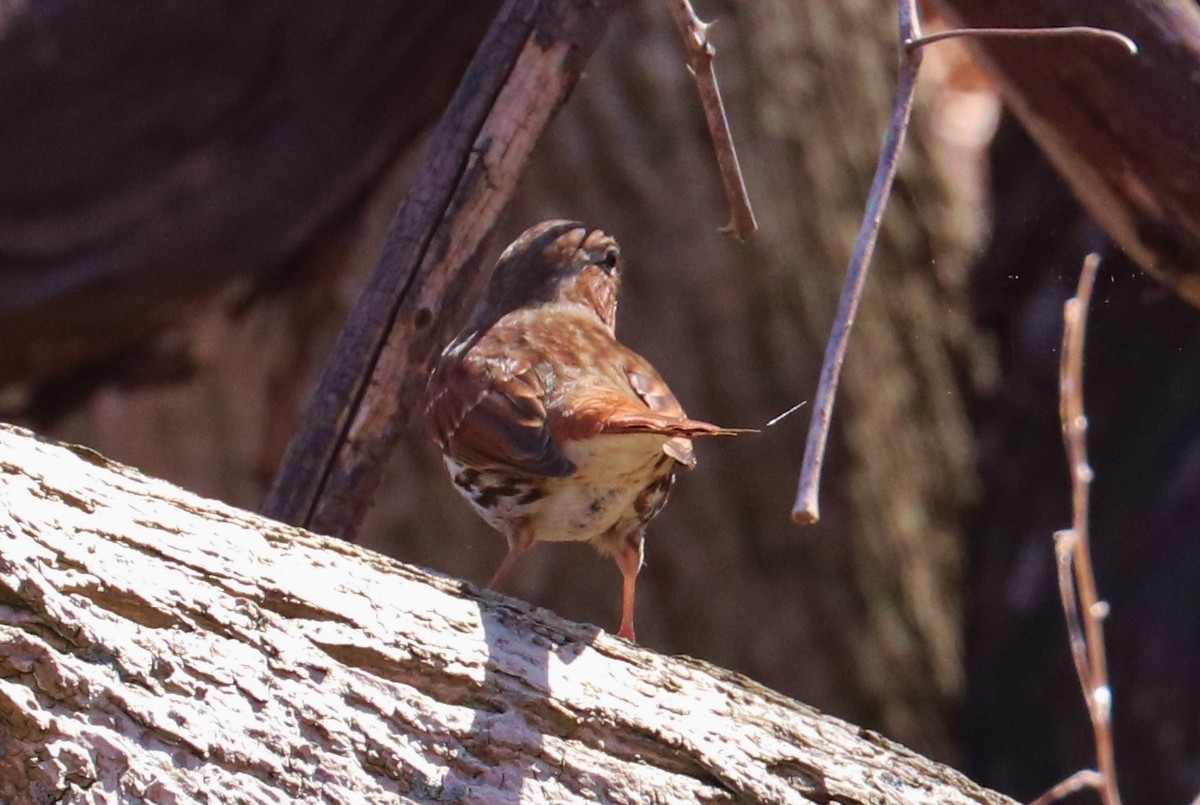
[473,220,622,331]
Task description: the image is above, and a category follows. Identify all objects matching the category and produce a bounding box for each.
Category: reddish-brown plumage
[425,220,744,641]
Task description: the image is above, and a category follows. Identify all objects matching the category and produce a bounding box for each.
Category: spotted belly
[444,433,679,550]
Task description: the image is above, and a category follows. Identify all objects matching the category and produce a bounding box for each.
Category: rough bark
[0,424,1011,804]
[938,0,1200,307]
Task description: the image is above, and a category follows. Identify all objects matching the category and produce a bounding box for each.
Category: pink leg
[614,531,645,642]
[488,527,535,590]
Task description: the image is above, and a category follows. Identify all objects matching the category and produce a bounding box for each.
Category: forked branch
[791,6,1138,524]
[1030,254,1120,805]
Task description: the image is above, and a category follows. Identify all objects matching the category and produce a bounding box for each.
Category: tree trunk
[0,0,499,393]
[0,424,1011,804]
[938,0,1200,307]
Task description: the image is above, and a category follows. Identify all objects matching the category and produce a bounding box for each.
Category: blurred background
[3,2,1198,802]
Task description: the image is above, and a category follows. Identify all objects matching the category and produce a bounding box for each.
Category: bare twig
[1029,769,1105,805]
[1053,530,1092,717]
[663,0,757,241]
[1042,253,1120,805]
[791,10,1138,524]
[791,0,923,524]
[906,26,1137,55]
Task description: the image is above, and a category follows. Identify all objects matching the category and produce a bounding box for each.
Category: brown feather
[427,348,574,477]
[424,220,751,642]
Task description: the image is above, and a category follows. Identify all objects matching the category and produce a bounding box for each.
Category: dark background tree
[964,118,1200,805]
[932,2,1200,800]
[2,1,1197,802]
[0,1,499,409]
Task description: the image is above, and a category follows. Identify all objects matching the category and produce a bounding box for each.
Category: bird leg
[614,531,645,642]
[488,526,535,590]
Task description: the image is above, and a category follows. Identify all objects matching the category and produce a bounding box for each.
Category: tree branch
[906,26,1136,53]
[0,424,1014,803]
[1043,253,1120,805]
[792,6,1136,524]
[791,0,923,524]
[662,0,757,240]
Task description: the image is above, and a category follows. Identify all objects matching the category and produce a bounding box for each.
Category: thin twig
[906,26,1137,55]
[1053,530,1092,714]
[765,400,807,428]
[791,10,1138,524]
[1044,253,1120,805]
[1029,769,1105,805]
[663,0,757,241]
[791,0,923,524]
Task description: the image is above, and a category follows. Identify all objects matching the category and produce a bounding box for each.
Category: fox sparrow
[425,220,744,641]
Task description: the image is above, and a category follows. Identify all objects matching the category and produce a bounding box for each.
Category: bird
[425,220,747,641]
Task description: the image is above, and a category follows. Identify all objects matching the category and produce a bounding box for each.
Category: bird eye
[596,247,619,275]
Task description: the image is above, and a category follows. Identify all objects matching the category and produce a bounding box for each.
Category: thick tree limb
[0,424,1011,803]
[937,0,1200,306]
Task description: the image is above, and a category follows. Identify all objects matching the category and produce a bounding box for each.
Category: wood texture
[938,0,1200,307]
[0,424,1013,804]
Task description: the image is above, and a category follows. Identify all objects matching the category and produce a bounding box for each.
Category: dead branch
[791,0,924,524]
[907,26,1136,53]
[1029,770,1105,805]
[0,424,1015,804]
[1036,253,1120,805]
[261,0,619,537]
[662,0,757,240]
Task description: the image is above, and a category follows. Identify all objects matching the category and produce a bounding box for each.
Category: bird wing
[426,355,576,478]
[549,355,749,470]
[623,357,749,436]
[563,387,745,438]
[625,358,698,466]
